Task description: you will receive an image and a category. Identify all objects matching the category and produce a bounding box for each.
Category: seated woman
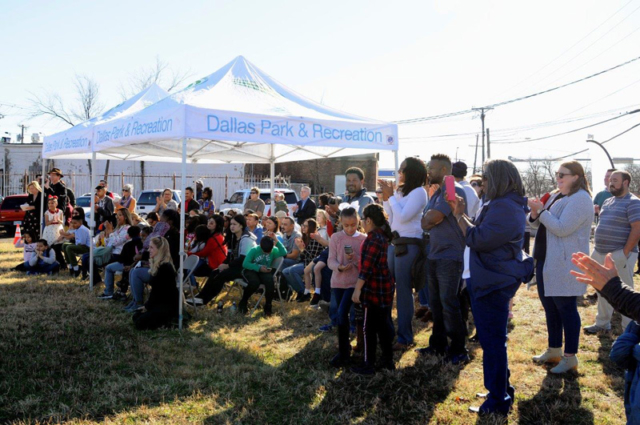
[83,209,133,283]
[115,184,137,213]
[132,237,179,330]
[187,214,256,306]
[187,216,227,287]
[262,216,284,243]
[126,209,181,312]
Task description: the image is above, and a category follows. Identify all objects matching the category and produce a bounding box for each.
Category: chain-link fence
[1,172,293,208]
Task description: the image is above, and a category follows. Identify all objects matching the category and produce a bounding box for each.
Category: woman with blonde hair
[132,237,179,330]
[23,181,43,239]
[529,160,593,374]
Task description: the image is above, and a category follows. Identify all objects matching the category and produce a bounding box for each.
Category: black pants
[52,243,67,268]
[198,267,243,305]
[240,270,275,312]
[523,231,531,255]
[363,305,394,368]
[133,307,176,330]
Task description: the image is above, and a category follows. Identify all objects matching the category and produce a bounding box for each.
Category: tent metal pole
[178,138,187,331]
[40,158,46,237]
[394,150,400,183]
[89,151,96,291]
[270,144,275,213]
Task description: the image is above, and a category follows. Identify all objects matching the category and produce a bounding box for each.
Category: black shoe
[351,365,375,375]
[376,360,396,371]
[296,293,311,303]
[309,293,321,308]
[72,269,81,278]
[329,353,351,368]
[97,292,113,300]
[112,291,127,301]
[445,352,470,366]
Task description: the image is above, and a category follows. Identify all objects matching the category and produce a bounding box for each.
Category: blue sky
[1,0,639,169]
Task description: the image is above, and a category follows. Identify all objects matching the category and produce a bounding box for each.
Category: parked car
[0,194,29,234]
[75,195,93,217]
[137,189,182,218]
[219,188,298,216]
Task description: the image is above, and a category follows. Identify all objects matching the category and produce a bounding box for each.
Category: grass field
[0,238,634,424]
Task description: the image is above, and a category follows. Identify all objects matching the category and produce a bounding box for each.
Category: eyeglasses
[375,191,383,194]
[470,182,482,188]
[250,191,258,194]
[555,172,574,179]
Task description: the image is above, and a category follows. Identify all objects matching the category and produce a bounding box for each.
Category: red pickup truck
[0,194,29,234]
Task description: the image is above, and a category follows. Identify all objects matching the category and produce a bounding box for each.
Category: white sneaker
[583,324,610,334]
[550,355,578,374]
[532,347,563,364]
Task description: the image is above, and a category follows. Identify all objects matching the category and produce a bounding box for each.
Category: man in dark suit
[292,186,316,225]
[94,185,115,230]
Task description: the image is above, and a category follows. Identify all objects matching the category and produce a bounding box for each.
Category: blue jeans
[418,243,431,307]
[282,263,305,294]
[25,261,59,275]
[427,259,466,355]
[467,280,519,414]
[189,259,211,287]
[388,244,421,345]
[130,267,151,304]
[536,260,581,354]
[104,262,125,295]
[332,287,355,357]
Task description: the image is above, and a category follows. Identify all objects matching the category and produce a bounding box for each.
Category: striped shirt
[594,193,640,254]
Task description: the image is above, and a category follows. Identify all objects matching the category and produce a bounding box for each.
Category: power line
[495,0,636,98]
[393,54,640,125]
[491,108,640,144]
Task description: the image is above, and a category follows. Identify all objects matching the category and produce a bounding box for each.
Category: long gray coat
[530,189,594,297]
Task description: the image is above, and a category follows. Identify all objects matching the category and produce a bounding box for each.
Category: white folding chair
[180,255,201,316]
[270,257,290,302]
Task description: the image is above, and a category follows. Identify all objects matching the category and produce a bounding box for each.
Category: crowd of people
[10,157,640,420]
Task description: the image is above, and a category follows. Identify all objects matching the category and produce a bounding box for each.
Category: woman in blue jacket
[611,321,640,424]
[449,159,534,416]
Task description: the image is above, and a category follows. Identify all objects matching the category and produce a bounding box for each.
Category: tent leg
[270,145,275,213]
[40,159,46,237]
[89,151,96,291]
[179,138,187,331]
[394,150,400,183]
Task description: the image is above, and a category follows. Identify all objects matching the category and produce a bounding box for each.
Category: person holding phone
[238,232,287,316]
[418,153,469,364]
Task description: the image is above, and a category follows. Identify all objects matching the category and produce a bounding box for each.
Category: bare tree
[625,164,640,195]
[29,74,106,173]
[522,158,557,198]
[118,56,193,99]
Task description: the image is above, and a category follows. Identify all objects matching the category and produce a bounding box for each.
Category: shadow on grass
[0,274,470,424]
[517,373,594,425]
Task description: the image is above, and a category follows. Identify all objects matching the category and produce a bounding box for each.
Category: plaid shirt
[358,228,394,308]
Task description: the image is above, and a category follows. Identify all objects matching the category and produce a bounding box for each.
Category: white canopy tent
[45,56,399,329]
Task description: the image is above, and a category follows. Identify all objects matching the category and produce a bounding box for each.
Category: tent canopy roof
[45,56,398,163]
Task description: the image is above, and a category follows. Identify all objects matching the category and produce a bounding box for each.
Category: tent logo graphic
[386,135,394,145]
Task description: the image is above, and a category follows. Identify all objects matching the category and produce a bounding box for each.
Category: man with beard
[342,167,374,216]
[585,170,640,334]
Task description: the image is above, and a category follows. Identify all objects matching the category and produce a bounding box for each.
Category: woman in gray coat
[528,160,593,374]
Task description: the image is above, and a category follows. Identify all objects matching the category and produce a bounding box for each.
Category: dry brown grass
[0,238,633,424]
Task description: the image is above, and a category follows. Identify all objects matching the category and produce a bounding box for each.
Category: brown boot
[353,324,364,355]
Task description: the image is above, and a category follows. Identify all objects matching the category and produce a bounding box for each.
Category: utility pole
[486,128,491,159]
[473,134,479,174]
[18,124,28,144]
[472,107,493,163]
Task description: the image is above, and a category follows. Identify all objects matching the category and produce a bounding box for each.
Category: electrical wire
[491,109,640,144]
[393,54,640,124]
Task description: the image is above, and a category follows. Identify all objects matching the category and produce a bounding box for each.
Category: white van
[137,189,182,217]
[220,188,298,216]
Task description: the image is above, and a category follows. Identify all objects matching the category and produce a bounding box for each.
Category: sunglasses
[470,182,482,188]
[555,172,574,179]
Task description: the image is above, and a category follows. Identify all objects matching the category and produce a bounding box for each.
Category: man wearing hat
[94,184,114,229]
[44,168,68,213]
[452,161,480,220]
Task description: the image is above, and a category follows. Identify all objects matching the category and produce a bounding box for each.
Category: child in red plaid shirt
[351,204,396,375]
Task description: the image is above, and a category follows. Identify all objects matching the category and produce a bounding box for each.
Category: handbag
[93,246,113,267]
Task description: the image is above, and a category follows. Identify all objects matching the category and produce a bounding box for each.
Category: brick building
[246,153,379,195]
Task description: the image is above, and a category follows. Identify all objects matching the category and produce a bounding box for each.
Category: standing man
[452,161,480,220]
[44,168,68,214]
[180,186,200,215]
[99,179,115,199]
[593,169,615,220]
[417,153,469,364]
[343,167,375,216]
[292,186,316,225]
[94,185,114,230]
[243,187,266,218]
[585,170,640,333]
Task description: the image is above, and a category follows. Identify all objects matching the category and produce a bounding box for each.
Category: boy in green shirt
[239,232,287,315]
